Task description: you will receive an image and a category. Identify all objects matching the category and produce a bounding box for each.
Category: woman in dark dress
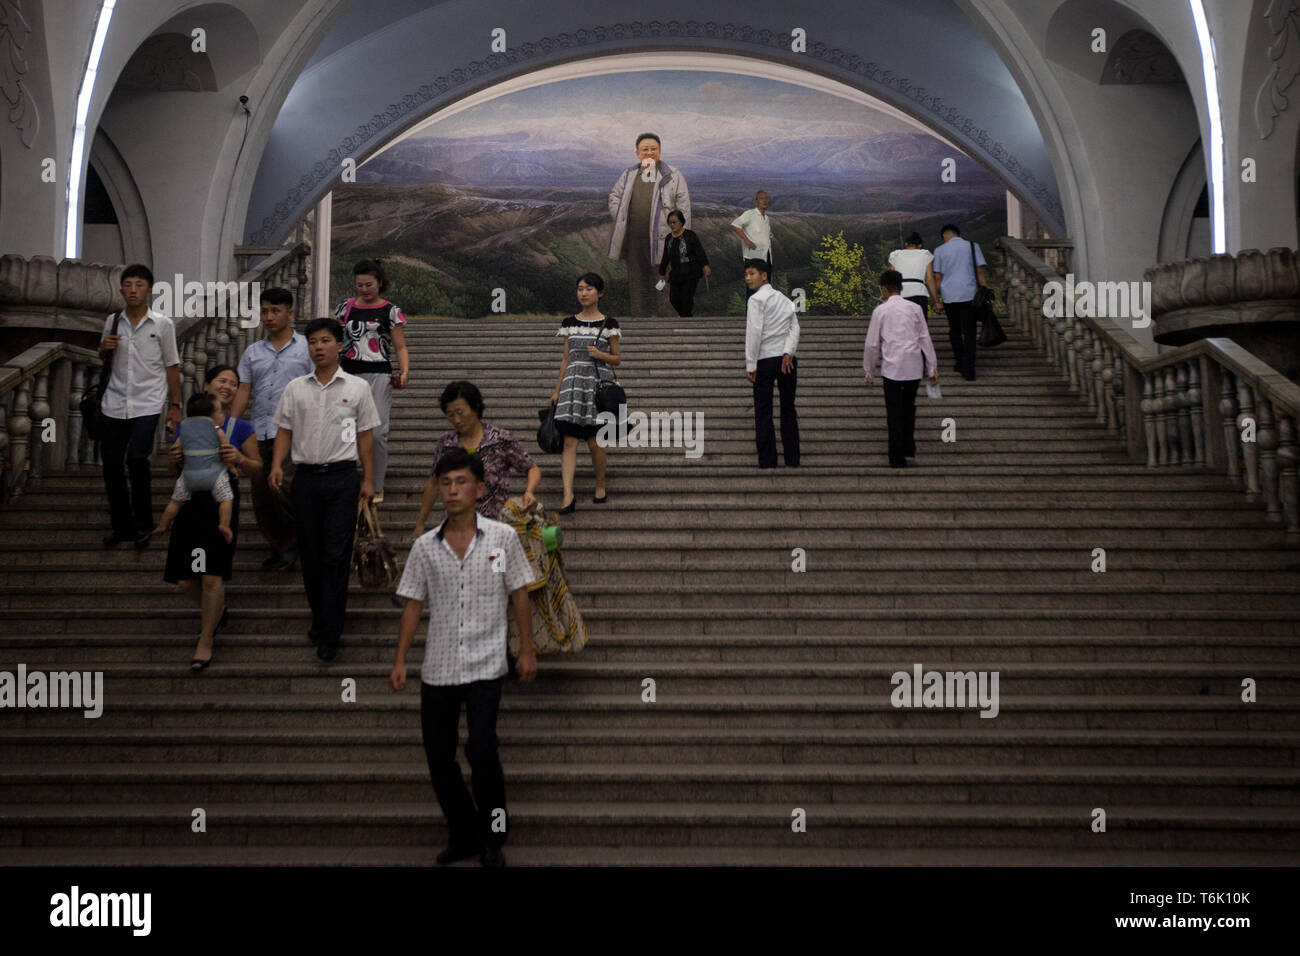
[162,364,260,670]
[658,208,711,317]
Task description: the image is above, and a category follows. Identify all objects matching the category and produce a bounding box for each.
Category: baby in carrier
[152,392,234,544]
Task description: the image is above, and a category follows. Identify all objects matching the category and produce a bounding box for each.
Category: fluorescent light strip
[1188,0,1225,253]
[65,0,117,260]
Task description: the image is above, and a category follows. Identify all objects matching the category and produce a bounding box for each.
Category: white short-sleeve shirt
[396,512,535,686]
[731,207,772,260]
[99,310,180,420]
[270,367,381,465]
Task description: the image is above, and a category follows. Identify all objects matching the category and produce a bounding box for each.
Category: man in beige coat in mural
[608,132,692,318]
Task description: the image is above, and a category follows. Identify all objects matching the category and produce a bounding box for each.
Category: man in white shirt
[731,190,772,300]
[864,270,940,469]
[97,264,182,549]
[744,258,801,468]
[231,287,313,571]
[269,317,379,662]
[390,447,537,867]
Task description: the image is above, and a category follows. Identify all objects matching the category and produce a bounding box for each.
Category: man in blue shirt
[231,288,313,570]
[931,223,988,381]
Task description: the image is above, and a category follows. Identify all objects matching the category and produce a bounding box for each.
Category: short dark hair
[187,392,216,417]
[434,446,485,482]
[260,287,293,307]
[353,259,387,292]
[666,209,685,226]
[635,132,660,148]
[121,264,154,286]
[576,272,605,293]
[905,232,924,247]
[940,223,961,237]
[743,258,770,278]
[880,269,904,292]
[304,317,343,342]
[439,380,485,418]
[204,364,238,386]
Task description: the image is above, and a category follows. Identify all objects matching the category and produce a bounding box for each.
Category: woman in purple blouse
[412,380,542,535]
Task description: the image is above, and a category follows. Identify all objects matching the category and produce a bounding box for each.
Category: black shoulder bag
[81,312,122,441]
[593,319,626,415]
[971,242,1006,347]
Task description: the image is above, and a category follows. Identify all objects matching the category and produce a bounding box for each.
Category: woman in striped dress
[549,273,621,514]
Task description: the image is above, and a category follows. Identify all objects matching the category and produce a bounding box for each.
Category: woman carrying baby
[157,365,260,671]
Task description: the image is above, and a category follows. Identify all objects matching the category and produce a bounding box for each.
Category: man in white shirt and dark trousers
[744,258,801,469]
[269,317,379,662]
[864,270,940,469]
[732,190,772,300]
[98,264,183,549]
[390,448,538,868]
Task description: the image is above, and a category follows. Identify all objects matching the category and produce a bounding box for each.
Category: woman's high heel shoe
[593,492,608,504]
[558,497,577,515]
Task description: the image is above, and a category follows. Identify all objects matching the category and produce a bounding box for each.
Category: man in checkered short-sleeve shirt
[390,447,538,868]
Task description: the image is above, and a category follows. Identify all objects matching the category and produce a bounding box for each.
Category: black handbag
[970,241,1005,347]
[537,404,563,454]
[593,320,625,415]
[80,311,121,441]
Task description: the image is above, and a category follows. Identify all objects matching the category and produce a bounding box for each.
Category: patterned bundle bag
[353,498,399,589]
[500,496,588,656]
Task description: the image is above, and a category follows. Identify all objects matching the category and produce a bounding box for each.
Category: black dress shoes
[103,532,129,548]
[316,642,337,663]
[261,551,283,569]
[133,530,151,550]
[558,497,576,515]
[480,846,506,868]
[276,550,299,571]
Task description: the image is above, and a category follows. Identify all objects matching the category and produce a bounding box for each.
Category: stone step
[3,659,1295,696]
[3,583,1296,613]
[3,632,1295,664]
[5,606,1296,636]
[2,762,1296,807]
[5,801,1298,849]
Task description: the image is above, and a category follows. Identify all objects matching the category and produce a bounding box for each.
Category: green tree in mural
[808,231,881,316]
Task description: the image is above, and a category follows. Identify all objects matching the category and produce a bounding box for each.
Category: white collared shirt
[745,284,800,372]
[99,309,180,420]
[271,367,381,465]
[396,512,535,686]
[731,207,772,259]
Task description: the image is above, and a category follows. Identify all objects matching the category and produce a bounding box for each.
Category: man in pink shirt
[864,270,940,469]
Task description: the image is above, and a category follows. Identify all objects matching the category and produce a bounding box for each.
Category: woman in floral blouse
[412,380,542,534]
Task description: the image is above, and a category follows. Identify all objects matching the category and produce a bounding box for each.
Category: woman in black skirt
[162,364,261,670]
[550,273,621,514]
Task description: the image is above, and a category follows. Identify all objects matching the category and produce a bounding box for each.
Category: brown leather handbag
[353,499,399,589]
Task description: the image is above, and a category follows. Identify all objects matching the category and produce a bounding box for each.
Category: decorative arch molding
[88,129,152,266]
[247,18,1065,244]
[145,3,261,91]
[1159,139,1209,262]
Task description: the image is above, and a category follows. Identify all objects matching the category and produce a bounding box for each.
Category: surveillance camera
[239,95,249,104]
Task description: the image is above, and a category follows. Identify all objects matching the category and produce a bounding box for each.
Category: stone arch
[87,129,152,266]
[1158,140,1210,262]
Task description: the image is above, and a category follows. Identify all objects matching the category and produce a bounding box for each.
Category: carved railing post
[1220,370,1239,484]
[1277,414,1299,541]
[1141,373,1158,467]
[67,360,86,471]
[1237,380,1261,500]
[7,378,32,497]
[1186,360,1204,466]
[1115,355,1127,445]
[1173,364,1192,467]
[28,366,51,482]
[1257,398,1281,522]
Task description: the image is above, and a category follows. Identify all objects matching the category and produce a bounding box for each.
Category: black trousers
[291,465,359,647]
[668,277,700,317]
[101,413,159,536]
[421,679,506,851]
[252,438,296,552]
[904,294,929,314]
[883,377,920,467]
[945,299,978,377]
[744,252,773,299]
[752,355,799,468]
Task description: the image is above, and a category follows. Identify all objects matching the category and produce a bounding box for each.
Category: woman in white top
[887,232,938,314]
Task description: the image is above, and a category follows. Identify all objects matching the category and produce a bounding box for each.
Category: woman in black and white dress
[549,273,621,514]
